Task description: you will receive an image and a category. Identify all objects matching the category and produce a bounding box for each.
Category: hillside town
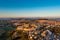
[0,18,60,40]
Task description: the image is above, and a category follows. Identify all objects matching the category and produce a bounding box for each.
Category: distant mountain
[0,17,60,21]
[0,18,11,20]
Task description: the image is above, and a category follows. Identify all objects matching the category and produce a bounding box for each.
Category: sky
[0,0,60,18]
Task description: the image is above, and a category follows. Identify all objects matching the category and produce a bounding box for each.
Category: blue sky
[0,0,60,17]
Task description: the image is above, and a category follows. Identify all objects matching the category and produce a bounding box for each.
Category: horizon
[0,0,60,17]
[0,17,60,18]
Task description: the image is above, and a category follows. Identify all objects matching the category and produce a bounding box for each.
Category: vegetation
[53,27,60,34]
